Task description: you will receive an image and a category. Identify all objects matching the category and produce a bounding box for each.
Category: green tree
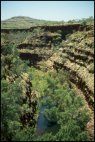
[1,79,22,140]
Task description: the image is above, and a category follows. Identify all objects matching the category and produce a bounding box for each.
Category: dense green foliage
[1,44,91,141]
[1,18,94,141]
[38,71,90,141]
[1,44,37,141]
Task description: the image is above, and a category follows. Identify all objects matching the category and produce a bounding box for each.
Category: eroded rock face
[2,22,94,114]
[53,61,94,109]
[19,73,37,127]
[1,24,92,33]
[48,29,94,110]
[87,120,94,141]
[19,52,44,66]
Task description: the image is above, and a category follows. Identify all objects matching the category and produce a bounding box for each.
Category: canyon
[1,18,94,141]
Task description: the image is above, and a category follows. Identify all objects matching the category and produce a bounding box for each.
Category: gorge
[1,17,94,141]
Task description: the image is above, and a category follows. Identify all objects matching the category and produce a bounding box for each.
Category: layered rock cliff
[1,23,94,139]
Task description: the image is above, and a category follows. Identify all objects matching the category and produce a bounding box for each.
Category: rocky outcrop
[48,29,94,110]
[2,23,94,110]
[19,52,44,66]
[1,24,92,34]
[1,28,30,33]
[87,119,94,141]
[53,61,94,109]
[19,73,38,127]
